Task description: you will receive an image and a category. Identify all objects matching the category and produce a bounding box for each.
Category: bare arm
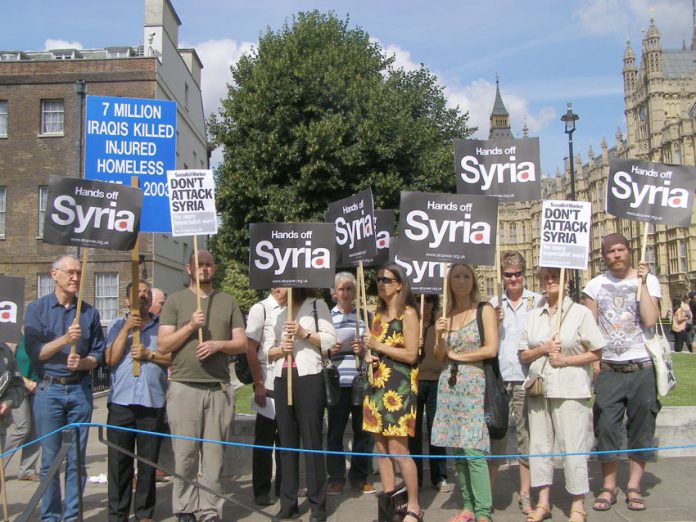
[157,317,199,355]
[637,262,659,328]
[104,314,141,367]
[367,307,420,365]
[446,304,499,363]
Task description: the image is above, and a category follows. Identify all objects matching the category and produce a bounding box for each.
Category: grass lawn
[660,352,696,407]
[235,384,254,415]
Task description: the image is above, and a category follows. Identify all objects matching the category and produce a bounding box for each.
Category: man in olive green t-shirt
[158,249,247,522]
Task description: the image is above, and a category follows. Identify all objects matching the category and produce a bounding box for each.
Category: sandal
[526,505,551,522]
[447,511,474,522]
[404,510,425,522]
[518,494,532,515]
[592,487,617,511]
[625,488,647,511]
[568,509,587,522]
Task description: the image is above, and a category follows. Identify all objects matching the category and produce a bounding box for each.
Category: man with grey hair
[25,254,106,522]
[149,288,167,317]
[488,250,542,515]
[326,271,374,496]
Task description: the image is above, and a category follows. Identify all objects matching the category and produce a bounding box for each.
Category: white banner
[167,169,218,237]
[539,200,592,270]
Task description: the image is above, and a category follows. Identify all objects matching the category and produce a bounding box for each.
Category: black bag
[234,354,253,385]
[377,483,408,522]
[312,299,341,407]
[351,369,366,407]
[477,302,509,440]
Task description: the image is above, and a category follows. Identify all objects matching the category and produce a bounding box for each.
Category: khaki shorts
[490,382,529,465]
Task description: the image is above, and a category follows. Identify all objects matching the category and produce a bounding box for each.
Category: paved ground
[4,394,696,521]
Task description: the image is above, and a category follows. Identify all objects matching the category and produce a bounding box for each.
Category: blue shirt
[106,314,167,409]
[25,293,106,379]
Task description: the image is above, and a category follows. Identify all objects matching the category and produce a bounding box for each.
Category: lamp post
[561,102,581,300]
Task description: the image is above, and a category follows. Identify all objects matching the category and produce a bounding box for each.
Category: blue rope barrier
[3,421,696,461]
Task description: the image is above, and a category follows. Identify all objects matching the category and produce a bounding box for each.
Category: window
[37,186,48,237]
[645,246,656,274]
[184,82,190,109]
[41,99,64,134]
[509,222,518,244]
[95,273,119,322]
[0,101,7,136]
[37,274,53,298]
[679,240,687,273]
[0,187,5,238]
[486,278,495,298]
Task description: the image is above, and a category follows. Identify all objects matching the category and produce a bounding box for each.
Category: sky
[4,0,696,176]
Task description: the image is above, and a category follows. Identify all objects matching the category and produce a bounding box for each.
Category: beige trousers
[527,396,591,495]
[167,381,235,519]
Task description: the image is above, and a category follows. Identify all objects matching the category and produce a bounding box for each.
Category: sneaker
[327,482,344,496]
[255,494,275,506]
[436,480,454,493]
[352,481,376,494]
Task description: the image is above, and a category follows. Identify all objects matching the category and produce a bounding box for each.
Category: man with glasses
[488,251,542,515]
[25,254,106,522]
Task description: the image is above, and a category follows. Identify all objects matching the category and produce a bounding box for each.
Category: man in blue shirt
[24,254,105,522]
[105,279,170,522]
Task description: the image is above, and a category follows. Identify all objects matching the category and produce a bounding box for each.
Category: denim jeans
[33,378,93,522]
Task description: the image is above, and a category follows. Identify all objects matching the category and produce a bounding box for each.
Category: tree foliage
[209,10,474,264]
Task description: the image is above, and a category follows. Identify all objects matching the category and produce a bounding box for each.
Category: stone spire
[489,75,513,139]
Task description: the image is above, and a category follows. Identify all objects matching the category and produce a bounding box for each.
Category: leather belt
[40,375,81,385]
[601,359,653,373]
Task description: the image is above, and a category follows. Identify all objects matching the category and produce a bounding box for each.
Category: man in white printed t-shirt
[583,233,661,513]
[246,288,288,507]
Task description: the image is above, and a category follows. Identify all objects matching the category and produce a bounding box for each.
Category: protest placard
[42,176,142,251]
[0,275,24,344]
[396,192,498,266]
[453,137,541,201]
[248,223,336,289]
[84,95,176,232]
[390,238,445,294]
[363,209,394,268]
[167,169,218,237]
[326,188,377,267]
[606,158,695,227]
[539,200,592,270]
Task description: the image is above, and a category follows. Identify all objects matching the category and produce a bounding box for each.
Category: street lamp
[561,102,581,300]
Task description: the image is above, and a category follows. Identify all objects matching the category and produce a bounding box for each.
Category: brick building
[0,0,208,324]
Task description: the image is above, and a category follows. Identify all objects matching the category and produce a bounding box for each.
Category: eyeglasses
[502,271,524,279]
[376,276,398,285]
[54,268,82,279]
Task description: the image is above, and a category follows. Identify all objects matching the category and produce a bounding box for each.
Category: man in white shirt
[583,233,660,513]
[246,288,287,507]
[488,251,543,515]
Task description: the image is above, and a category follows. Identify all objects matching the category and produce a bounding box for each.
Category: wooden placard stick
[419,293,425,340]
[495,211,503,306]
[70,248,89,355]
[130,176,141,377]
[0,455,9,521]
[636,221,650,301]
[358,262,373,382]
[287,288,294,406]
[441,263,450,320]
[193,235,203,344]
[354,262,362,370]
[554,268,566,336]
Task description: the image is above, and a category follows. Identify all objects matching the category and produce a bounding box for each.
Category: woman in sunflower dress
[432,264,499,522]
[363,264,422,522]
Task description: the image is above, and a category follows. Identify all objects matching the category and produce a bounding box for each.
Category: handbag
[351,368,366,407]
[234,354,254,385]
[311,299,342,407]
[525,357,548,397]
[645,320,677,397]
[377,483,408,522]
[477,302,509,440]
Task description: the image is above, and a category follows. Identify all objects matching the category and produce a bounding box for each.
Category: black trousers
[107,403,165,522]
[275,369,327,520]
[253,405,282,498]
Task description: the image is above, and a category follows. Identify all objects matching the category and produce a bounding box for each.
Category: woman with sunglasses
[363,265,423,522]
[432,263,498,522]
[519,268,604,522]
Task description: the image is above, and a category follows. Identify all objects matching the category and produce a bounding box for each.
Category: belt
[601,359,653,373]
[40,375,81,385]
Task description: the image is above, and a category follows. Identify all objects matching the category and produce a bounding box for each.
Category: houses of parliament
[482,18,696,313]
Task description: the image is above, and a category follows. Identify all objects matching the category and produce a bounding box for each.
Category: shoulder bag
[646,320,677,397]
[477,302,509,440]
[312,300,341,407]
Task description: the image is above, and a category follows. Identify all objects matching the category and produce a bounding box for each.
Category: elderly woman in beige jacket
[519,268,605,522]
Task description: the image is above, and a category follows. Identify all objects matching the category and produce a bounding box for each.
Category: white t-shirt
[583,271,661,362]
[245,295,285,390]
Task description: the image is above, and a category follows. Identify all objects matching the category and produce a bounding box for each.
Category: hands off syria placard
[539,200,591,270]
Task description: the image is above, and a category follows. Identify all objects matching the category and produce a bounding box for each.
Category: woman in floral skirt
[432,264,499,522]
[363,264,423,522]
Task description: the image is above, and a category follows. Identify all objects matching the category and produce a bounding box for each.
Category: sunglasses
[502,271,524,279]
[376,276,398,285]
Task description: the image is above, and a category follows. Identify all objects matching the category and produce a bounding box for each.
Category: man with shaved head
[158,250,247,522]
[24,254,106,522]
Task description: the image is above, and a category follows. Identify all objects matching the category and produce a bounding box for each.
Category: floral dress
[431,320,489,451]
[362,310,418,437]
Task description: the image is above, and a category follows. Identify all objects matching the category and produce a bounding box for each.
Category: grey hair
[52,254,79,270]
[333,271,356,291]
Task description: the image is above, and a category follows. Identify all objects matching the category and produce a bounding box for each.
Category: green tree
[209,10,474,264]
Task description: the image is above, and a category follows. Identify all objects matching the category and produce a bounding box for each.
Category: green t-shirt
[160,288,244,383]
